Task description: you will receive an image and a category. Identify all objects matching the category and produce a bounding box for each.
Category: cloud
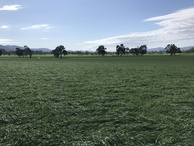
[0,5,22,11]
[144,7,194,34]
[21,24,52,30]
[0,39,17,44]
[40,37,50,40]
[0,25,9,29]
[82,7,194,51]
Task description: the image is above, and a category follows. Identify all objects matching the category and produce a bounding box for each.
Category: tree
[63,49,68,56]
[96,45,107,56]
[165,44,181,56]
[129,48,139,56]
[52,45,67,58]
[116,44,127,56]
[129,45,147,56]
[139,45,147,56]
[0,49,8,55]
[24,45,32,58]
[15,46,32,58]
[16,47,24,57]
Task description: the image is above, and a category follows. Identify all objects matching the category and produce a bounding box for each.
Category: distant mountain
[1,44,193,53]
[180,46,194,51]
[0,45,51,52]
[31,48,51,52]
[0,45,22,51]
[67,50,95,53]
[147,47,164,52]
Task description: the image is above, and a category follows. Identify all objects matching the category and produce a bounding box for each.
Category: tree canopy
[52,45,67,58]
[16,48,24,57]
[129,45,147,56]
[24,45,32,58]
[165,44,181,56]
[96,45,107,56]
[15,46,32,58]
[116,44,127,56]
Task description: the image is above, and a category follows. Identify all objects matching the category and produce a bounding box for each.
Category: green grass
[0,54,194,145]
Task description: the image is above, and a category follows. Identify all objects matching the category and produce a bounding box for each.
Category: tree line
[15,46,32,58]
[96,44,182,56]
[0,43,185,58]
[96,44,148,56]
[0,45,68,58]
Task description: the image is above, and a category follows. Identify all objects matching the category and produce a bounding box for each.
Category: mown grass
[0,54,194,145]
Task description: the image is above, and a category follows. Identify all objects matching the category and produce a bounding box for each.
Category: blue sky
[0,0,194,51]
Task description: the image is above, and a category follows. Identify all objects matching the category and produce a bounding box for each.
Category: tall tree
[52,45,67,58]
[139,45,147,56]
[165,44,181,56]
[24,45,32,58]
[16,47,24,57]
[0,50,2,56]
[96,45,107,56]
[129,45,147,56]
[129,48,139,56]
[116,44,126,56]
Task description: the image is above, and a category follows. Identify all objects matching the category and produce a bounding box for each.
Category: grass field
[0,54,194,145]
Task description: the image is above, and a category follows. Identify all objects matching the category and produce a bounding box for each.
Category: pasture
[0,54,194,145]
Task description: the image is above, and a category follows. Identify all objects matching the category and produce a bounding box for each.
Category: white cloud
[82,7,194,51]
[0,25,9,29]
[0,5,22,11]
[21,24,52,30]
[40,37,50,40]
[0,39,17,44]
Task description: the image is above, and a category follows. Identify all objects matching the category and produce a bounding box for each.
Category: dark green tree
[96,45,107,56]
[24,45,32,58]
[139,45,147,56]
[63,49,68,56]
[165,44,181,56]
[129,48,139,56]
[52,45,67,58]
[129,45,147,56]
[0,49,2,56]
[16,47,24,57]
[15,46,32,58]
[116,44,126,56]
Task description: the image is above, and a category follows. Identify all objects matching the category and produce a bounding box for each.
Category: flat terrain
[0,54,194,145]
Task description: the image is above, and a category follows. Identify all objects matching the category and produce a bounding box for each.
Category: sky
[0,0,194,51]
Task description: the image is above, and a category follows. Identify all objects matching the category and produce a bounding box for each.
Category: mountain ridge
[0,44,193,52]
[0,45,51,52]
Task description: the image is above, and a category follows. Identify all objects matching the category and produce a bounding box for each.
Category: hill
[0,45,51,52]
[147,47,164,52]
[1,44,194,53]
